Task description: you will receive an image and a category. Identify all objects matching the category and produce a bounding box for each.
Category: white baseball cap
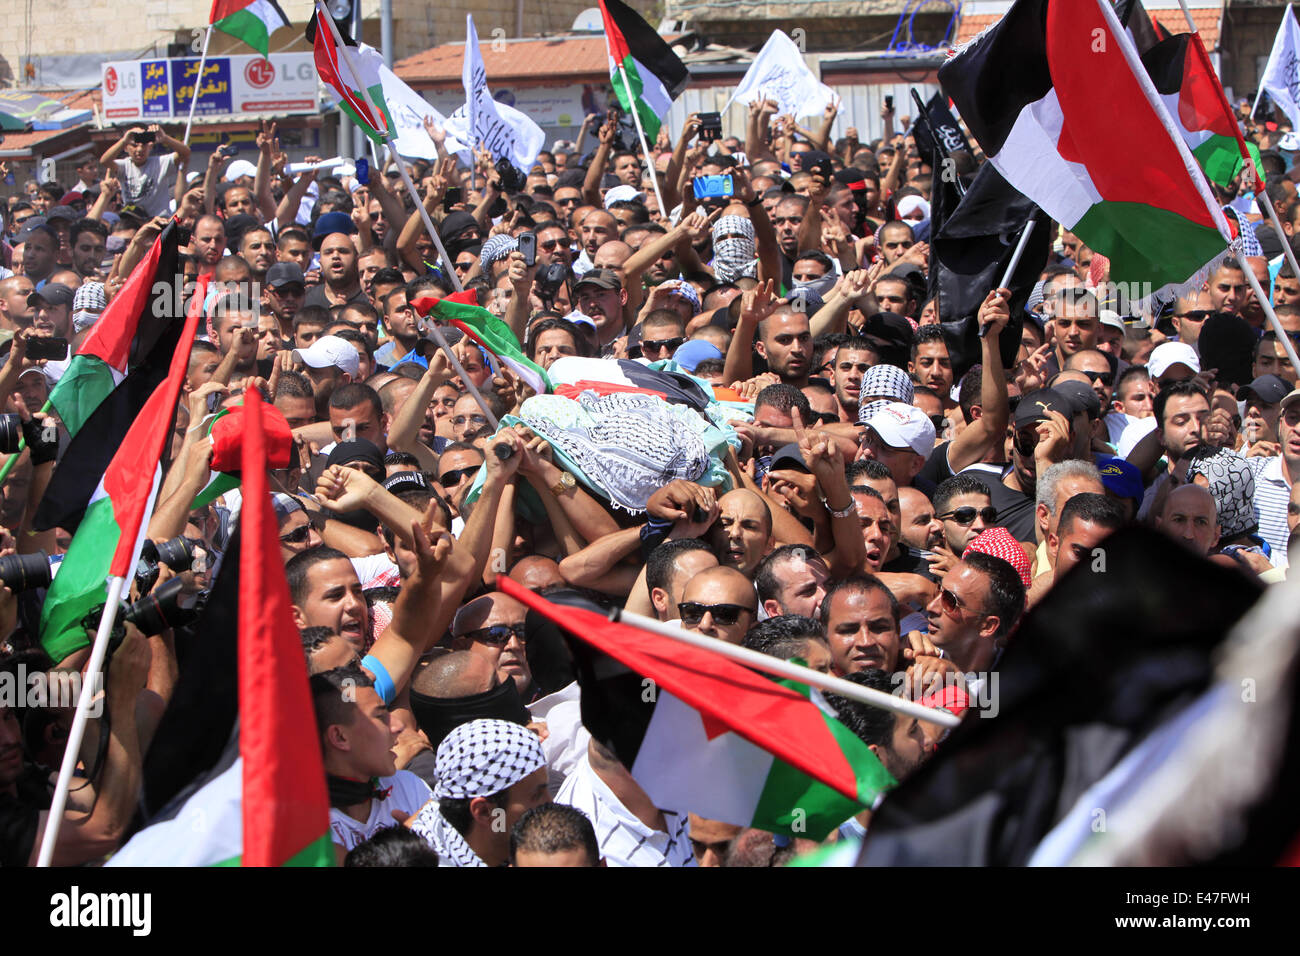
[604,184,645,208]
[863,402,936,457]
[1147,341,1200,380]
[294,334,360,378]
[223,159,258,182]
[1099,309,1125,332]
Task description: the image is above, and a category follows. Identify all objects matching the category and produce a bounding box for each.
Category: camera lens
[123,576,201,636]
[155,536,196,572]
[0,550,52,592]
[0,414,21,455]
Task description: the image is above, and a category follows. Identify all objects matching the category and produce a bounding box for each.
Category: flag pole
[36,574,128,866]
[610,606,961,728]
[615,65,667,217]
[183,26,213,145]
[977,220,1036,339]
[1169,0,1300,371]
[316,3,502,426]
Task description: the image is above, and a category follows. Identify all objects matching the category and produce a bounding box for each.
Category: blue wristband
[360,653,397,706]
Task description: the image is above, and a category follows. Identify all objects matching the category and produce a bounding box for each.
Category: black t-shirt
[882,545,938,582]
[0,764,51,867]
[918,440,956,489]
[957,464,1037,542]
[303,283,369,310]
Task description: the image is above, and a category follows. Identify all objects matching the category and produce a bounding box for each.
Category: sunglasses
[678,602,751,627]
[369,212,383,221]
[939,586,986,619]
[938,506,998,525]
[461,623,526,647]
[642,337,684,352]
[452,414,488,428]
[1079,369,1114,387]
[279,524,312,544]
[438,466,477,486]
[1013,429,1040,457]
[810,411,839,425]
[539,239,563,249]
[1175,309,1213,322]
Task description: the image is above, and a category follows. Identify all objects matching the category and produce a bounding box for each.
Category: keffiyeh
[964,527,1033,588]
[1187,447,1257,539]
[712,215,757,283]
[432,718,546,801]
[860,363,914,404]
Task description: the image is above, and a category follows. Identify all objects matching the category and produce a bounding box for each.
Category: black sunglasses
[1013,429,1039,457]
[1175,309,1213,322]
[678,602,751,627]
[642,337,684,352]
[438,466,477,486]
[461,623,526,647]
[938,506,998,525]
[1078,368,1114,387]
[279,524,312,544]
[810,411,839,425]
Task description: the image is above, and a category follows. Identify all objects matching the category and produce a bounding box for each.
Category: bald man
[413,650,497,700]
[509,555,566,591]
[449,592,534,700]
[1156,483,1220,556]
[678,566,758,645]
[706,489,774,576]
[0,275,35,331]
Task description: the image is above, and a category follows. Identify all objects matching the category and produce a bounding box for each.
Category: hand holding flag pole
[314,3,503,426]
[976,220,1035,339]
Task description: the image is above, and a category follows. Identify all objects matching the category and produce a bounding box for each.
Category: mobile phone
[216,143,236,158]
[884,95,894,111]
[517,231,537,267]
[697,112,722,142]
[354,158,370,186]
[693,174,734,201]
[133,130,156,144]
[26,336,69,362]
[443,186,462,209]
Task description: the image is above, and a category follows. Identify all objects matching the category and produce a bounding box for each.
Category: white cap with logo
[293,334,360,378]
[863,402,937,457]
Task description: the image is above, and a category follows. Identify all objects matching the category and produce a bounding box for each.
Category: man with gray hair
[1032,459,1104,578]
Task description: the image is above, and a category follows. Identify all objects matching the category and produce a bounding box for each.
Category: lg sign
[244,59,274,89]
[105,66,118,96]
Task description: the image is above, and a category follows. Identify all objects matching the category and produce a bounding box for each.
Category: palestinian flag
[940,0,1231,296]
[211,0,289,60]
[1142,32,1264,192]
[599,0,688,141]
[47,223,181,438]
[499,578,896,840]
[420,290,551,395]
[308,3,391,142]
[38,290,204,662]
[111,389,333,867]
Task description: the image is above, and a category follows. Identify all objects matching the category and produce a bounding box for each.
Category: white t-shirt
[328,770,433,852]
[114,153,179,217]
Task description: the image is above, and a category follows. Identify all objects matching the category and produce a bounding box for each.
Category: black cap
[768,443,809,473]
[1238,373,1290,405]
[438,210,480,243]
[312,211,357,249]
[45,206,79,223]
[834,167,870,189]
[326,438,385,473]
[1013,388,1071,428]
[574,267,622,291]
[118,203,148,226]
[1053,379,1102,419]
[265,262,306,290]
[382,471,430,496]
[28,283,75,309]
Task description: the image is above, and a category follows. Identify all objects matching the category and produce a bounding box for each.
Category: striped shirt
[1246,455,1293,569]
[556,754,695,868]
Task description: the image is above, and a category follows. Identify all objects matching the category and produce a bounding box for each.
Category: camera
[216,143,237,159]
[131,130,156,144]
[134,535,198,594]
[122,576,205,636]
[535,262,569,305]
[697,112,722,143]
[0,550,52,592]
[495,158,527,194]
[0,414,21,455]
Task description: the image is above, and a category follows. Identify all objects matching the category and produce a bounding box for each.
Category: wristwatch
[550,471,576,496]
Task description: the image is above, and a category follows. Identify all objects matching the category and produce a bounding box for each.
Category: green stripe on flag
[611,59,664,141]
[212,831,334,868]
[214,9,273,59]
[191,471,240,510]
[48,355,119,438]
[1193,135,1263,191]
[1072,201,1227,290]
[39,494,118,661]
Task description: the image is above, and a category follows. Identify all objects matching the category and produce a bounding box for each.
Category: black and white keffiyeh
[410,802,488,868]
[1187,447,1258,539]
[432,718,546,801]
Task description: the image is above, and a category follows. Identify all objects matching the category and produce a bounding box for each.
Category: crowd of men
[0,89,1297,868]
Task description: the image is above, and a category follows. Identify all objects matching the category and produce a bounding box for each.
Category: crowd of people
[0,87,1297,869]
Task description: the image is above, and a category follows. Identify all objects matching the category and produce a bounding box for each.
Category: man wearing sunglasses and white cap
[856,400,937,490]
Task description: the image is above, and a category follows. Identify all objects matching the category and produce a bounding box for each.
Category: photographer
[99,124,191,219]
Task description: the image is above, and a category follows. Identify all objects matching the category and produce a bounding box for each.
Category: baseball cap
[28,284,75,309]
[564,310,596,330]
[1095,454,1144,505]
[311,211,357,249]
[574,268,622,291]
[45,206,79,223]
[1053,379,1102,419]
[1147,341,1200,380]
[382,471,431,496]
[859,363,914,405]
[603,184,645,208]
[1099,309,1125,332]
[294,334,360,377]
[117,204,148,227]
[768,443,809,473]
[1281,388,1300,411]
[861,402,936,457]
[224,159,258,182]
[265,262,306,290]
[673,338,723,372]
[1237,373,1290,406]
[1013,388,1071,429]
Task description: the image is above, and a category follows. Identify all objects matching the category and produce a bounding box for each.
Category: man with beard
[898,486,943,553]
[572,268,627,348]
[305,231,367,309]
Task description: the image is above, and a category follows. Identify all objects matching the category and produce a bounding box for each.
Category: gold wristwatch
[550,471,576,496]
